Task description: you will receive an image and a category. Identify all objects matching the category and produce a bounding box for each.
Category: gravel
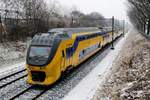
[0,77,31,100]
[16,87,45,100]
[0,41,27,69]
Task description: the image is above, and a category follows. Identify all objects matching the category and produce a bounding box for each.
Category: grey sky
[55,0,128,20]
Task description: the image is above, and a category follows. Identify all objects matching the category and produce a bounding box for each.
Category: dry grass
[92,32,150,100]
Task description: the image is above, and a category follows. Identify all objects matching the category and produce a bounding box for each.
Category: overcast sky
[54,0,128,20]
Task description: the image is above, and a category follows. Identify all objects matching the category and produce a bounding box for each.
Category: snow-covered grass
[0,41,27,77]
[62,33,129,100]
[0,62,25,77]
[0,41,27,72]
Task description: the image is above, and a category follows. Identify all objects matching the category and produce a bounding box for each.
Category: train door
[61,50,66,71]
[61,47,73,71]
[66,47,73,67]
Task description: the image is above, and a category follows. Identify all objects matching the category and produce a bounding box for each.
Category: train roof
[48,27,104,38]
[48,27,100,33]
[31,27,113,46]
[47,27,114,39]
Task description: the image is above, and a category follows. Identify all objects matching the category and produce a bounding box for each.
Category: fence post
[147,19,150,35]
[0,14,2,42]
[123,20,125,37]
[111,16,115,50]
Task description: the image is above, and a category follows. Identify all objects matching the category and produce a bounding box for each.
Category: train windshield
[29,46,51,59]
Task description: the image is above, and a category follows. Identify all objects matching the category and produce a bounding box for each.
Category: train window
[44,39,48,44]
[83,49,85,54]
[40,39,43,44]
[79,37,81,40]
[83,36,85,40]
[93,34,95,37]
[62,50,65,57]
[29,46,51,59]
[81,36,84,40]
[84,35,87,39]
[90,35,92,38]
[98,42,101,48]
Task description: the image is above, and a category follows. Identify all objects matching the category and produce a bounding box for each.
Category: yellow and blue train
[26,27,122,85]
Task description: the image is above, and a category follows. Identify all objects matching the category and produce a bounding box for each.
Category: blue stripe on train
[65,31,108,58]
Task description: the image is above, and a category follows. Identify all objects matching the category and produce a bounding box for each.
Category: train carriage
[26,27,122,85]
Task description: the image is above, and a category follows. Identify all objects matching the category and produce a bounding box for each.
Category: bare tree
[127,0,150,35]
[0,0,63,41]
[70,10,105,27]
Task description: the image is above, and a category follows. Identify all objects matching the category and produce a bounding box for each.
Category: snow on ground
[0,62,25,77]
[0,41,28,76]
[62,33,129,100]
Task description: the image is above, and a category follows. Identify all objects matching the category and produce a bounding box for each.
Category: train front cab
[26,33,71,85]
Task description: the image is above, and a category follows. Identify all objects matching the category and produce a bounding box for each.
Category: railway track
[0,69,26,81]
[0,69,27,89]
[9,85,50,100]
